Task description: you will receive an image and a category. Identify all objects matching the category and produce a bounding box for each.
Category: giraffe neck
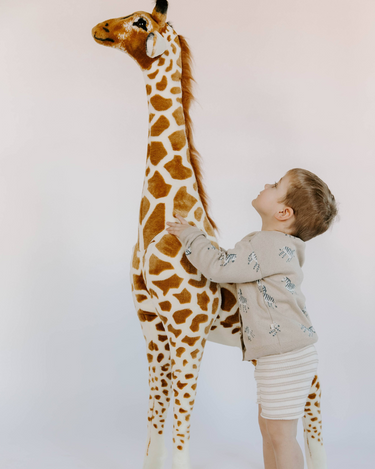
[137,25,211,253]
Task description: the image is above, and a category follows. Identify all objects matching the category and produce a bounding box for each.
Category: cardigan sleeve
[178,226,264,283]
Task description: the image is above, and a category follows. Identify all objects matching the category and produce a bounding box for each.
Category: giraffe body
[92,2,327,468]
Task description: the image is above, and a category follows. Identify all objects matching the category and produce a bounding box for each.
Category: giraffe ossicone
[92,2,327,468]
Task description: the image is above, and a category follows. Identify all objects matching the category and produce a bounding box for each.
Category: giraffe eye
[133,18,148,32]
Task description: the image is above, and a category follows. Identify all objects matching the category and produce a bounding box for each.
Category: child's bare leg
[258,405,277,469]
[265,416,304,469]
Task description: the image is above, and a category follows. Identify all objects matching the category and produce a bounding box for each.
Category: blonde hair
[280,168,338,241]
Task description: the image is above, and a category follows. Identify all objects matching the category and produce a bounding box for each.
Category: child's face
[252,174,291,219]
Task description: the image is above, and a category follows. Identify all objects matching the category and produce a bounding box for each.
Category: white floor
[0,426,371,469]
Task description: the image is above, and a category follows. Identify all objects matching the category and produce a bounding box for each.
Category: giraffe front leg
[137,309,173,469]
[302,374,327,469]
[169,339,204,469]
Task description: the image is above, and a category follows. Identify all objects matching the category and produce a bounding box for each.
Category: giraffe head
[92,0,170,70]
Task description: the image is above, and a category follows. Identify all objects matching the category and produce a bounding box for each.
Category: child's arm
[166,214,264,284]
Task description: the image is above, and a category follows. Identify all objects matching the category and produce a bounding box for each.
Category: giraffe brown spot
[151,116,170,137]
[232,327,240,334]
[204,319,215,334]
[220,308,240,328]
[185,374,194,379]
[177,446,183,450]
[155,395,161,399]
[194,207,203,221]
[176,54,182,68]
[190,314,209,333]
[201,338,206,347]
[165,343,170,351]
[149,141,168,165]
[143,204,165,250]
[308,393,316,400]
[312,375,318,386]
[212,298,219,314]
[148,341,159,351]
[165,50,170,56]
[185,415,190,421]
[197,292,210,311]
[149,254,174,275]
[147,354,153,362]
[164,155,192,180]
[171,43,176,54]
[183,360,188,366]
[145,167,150,176]
[137,310,157,322]
[173,288,192,304]
[155,321,164,330]
[139,196,150,224]
[146,84,152,95]
[179,409,187,414]
[191,349,199,359]
[133,273,147,291]
[135,294,147,302]
[177,97,182,104]
[148,171,172,199]
[173,187,198,217]
[150,95,173,112]
[161,364,170,371]
[171,87,181,94]
[188,275,207,288]
[158,57,165,66]
[192,384,197,390]
[165,59,173,72]
[167,324,182,338]
[157,353,164,363]
[171,70,181,81]
[184,393,190,398]
[156,76,168,91]
[251,359,257,366]
[173,309,193,324]
[177,381,188,390]
[169,130,186,152]
[161,379,168,387]
[208,282,218,294]
[182,336,200,346]
[156,234,182,257]
[175,399,181,405]
[132,243,140,270]
[149,113,155,123]
[159,314,168,324]
[148,70,159,79]
[172,107,184,126]
[158,335,168,342]
[311,417,318,422]
[180,253,198,274]
[159,301,172,312]
[203,216,215,236]
[221,288,237,312]
[153,273,184,295]
[176,347,186,357]
[314,401,320,408]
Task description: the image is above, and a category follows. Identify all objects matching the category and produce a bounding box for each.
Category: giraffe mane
[178,35,219,234]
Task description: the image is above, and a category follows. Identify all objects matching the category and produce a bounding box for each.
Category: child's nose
[265,184,270,189]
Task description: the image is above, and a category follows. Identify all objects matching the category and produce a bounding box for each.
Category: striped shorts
[255,344,319,420]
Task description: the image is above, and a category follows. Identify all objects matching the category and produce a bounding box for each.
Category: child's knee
[266,418,298,445]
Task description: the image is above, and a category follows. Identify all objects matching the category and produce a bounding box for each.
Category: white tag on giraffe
[146,31,167,58]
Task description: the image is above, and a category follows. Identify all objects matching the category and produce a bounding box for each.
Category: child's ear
[275,207,294,221]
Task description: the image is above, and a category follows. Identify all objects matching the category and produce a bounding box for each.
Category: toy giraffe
[92,1,327,468]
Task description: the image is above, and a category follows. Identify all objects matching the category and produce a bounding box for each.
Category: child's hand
[166,213,190,238]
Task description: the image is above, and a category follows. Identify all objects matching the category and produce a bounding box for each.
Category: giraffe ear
[146,32,167,58]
